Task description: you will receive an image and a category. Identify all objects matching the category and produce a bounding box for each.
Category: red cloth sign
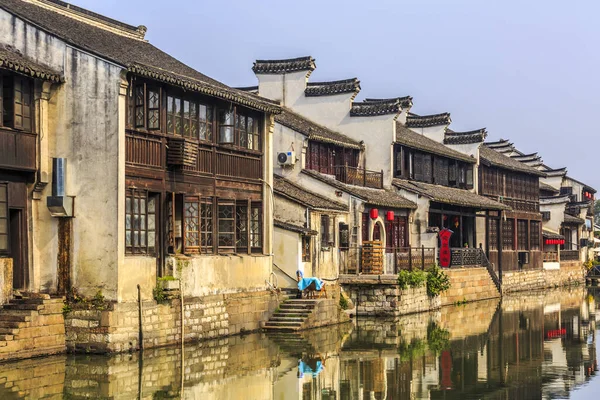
[439,228,453,268]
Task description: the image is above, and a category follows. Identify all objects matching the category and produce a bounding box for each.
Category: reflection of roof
[275,108,361,149]
[443,128,487,145]
[274,220,317,236]
[1,0,279,113]
[563,213,585,225]
[253,56,316,74]
[539,182,559,194]
[543,230,564,240]
[0,46,63,82]
[479,146,546,177]
[406,112,451,128]
[392,179,509,210]
[396,123,475,164]
[301,169,417,209]
[305,78,360,97]
[274,175,347,211]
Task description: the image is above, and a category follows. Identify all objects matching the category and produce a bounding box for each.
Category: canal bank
[0,287,596,399]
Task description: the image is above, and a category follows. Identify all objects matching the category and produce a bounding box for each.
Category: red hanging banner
[439,228,453,268]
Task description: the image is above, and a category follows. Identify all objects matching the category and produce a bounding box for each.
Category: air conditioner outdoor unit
[277,151,295,166]
[518,251,530,265]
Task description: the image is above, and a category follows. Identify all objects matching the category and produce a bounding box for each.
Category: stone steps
[264,299,318,331]
[0,296,66,361]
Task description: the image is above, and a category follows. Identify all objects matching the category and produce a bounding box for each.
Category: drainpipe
[137,284,143,350]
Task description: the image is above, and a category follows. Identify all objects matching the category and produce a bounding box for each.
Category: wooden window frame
[183,196,201,253]
[302,235,311,262]
[198,104,214,142]
[146,87,161,130]
[517,219,529,250]
[530,221,541,251]
[321,215,331,247]
[125,189,156,255]
[250,202,263,252]
[217,200,236,252]
[1,74,34,132]
[235,201,249,253]
[502,218,515,251]
[0,183,8,253]
[200,198,213,254]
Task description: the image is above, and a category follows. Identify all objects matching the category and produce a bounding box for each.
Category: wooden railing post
[394,247,398,274]
[408,247,413,271]
[421,245,425,270]
[381,169,384,189]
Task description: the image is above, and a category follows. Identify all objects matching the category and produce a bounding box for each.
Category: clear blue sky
[74,0,600,190]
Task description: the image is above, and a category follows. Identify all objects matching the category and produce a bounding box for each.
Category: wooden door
[10,209,26,290]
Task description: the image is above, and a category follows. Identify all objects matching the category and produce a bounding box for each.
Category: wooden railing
[125,131,262,180]
[216,151,261,180]
[499,197,539,213]
[340,245,436,275]
[560,250,580,261]
[450,248,488,267]
[0,128,36,171]
[334,165,383,189]
[543,251,559,262]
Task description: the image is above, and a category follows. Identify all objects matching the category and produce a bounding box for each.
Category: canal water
[0,287,598,399]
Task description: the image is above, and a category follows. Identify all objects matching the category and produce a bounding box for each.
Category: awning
[274,219,317,236]
[0,46,63,82]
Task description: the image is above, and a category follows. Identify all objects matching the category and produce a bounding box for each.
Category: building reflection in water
[0,287,596,399]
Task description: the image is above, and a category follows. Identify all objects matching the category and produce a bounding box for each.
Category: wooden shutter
[413,153,424,181]
[422,154,432,183]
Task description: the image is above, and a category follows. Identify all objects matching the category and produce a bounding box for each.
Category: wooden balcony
[334,165,383,189]
[125,130,262,180]
[0,128,36,172]
[499,197,539,213]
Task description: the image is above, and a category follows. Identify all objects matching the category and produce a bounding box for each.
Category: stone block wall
[65,290,280,353]
[303,299,350,329]
[501,261,585,294]
[341,277,441,317]
[441,267,500,306]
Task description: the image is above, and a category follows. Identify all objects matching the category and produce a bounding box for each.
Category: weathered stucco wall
[120,257,156,302]
[273,226,303,287]
[170,255,271,297]
[1,10,122,299]
[0,258,13,305]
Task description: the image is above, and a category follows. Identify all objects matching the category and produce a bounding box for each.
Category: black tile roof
[274,219,317,236]
[365,96,413,109]
[305,78,360,97]
[479,146,546,177]
[253,56,316,74]
[406,113,451,128]
[275,108,362,149]
[301,169,417,209]
[443,128,487,145]
[542,167,567,177]
[395,123,475,164]
[393,179,509,210]
[274,175,348,211]
[1,0,280,113]
[539,182,560,194]
[235,85,258,93]
[350,99,402,117]
[563,213,585,225]
[0,45,63,82]
[539,195,570,205]
[485,139,513,149]
[542,230,564,240]
[511,153,540,162]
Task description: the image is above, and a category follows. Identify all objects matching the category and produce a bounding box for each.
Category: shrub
[398,269,427,290]
[153,284,168,304]
[426,264,451,297]
[339,293,350,310]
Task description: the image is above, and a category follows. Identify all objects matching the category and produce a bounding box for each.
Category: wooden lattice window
[134,85,144,128]
[2,74,33,131]
[125,190,156,255]
[218,109,234,144]
[184,197,201,252]
[235,202,248,251]
[361,213,369,242]
[517,219,529,250]
[0,184,8,252]
[218,201,235,250]
[321,215,331,247]
[147,88,160,130]
[198,104,213,142]
[434,157,449,186]
[200,199,213,253]
[422,154,432,183]
[488,218,498,251]
[167,95,183,135]
[250,203,262,251]
[502,219,514,251]
[530,221,541,251]
[302,236,311,262]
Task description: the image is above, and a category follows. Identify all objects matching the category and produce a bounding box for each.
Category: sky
[73,0,600,189]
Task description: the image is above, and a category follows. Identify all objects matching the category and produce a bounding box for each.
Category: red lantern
[370,208,379,220]
[386,211,394,221]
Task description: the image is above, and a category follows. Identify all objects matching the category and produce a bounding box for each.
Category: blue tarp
[298,360,324,377]
[297,277,324,291]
